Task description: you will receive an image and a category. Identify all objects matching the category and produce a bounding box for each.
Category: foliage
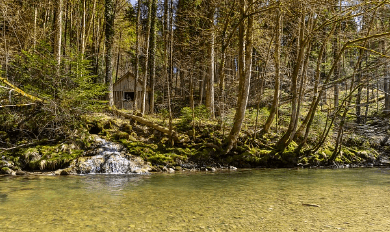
[178,105,210,130]
[2,42,106,146]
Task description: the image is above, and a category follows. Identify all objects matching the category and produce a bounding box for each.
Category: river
[1,168,389,231]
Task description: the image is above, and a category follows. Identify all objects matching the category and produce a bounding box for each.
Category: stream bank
[1,111,390,175]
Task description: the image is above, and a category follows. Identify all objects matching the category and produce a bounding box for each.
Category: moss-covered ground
[1,102,389,173]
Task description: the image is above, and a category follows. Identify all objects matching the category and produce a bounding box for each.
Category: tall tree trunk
[54,0,63,72]
[199,71,206,105]
[333,24,339,109]
[149,0,157,114]
[105,0,115,106]
[168,0,174,146]
[295,23,336,150]
[33,6,38,51]
[141,0,153,115]
[206,9,215,118]
[134,0,142,112]
[356,51,363,124]
[275,4,306,152]
[262,7,281,134]
[81,0,86,57]
[383,39,390,113]
[225,0,254,154]
[115,32,121,82]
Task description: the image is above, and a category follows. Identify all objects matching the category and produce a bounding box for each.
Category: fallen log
[0,76,43,103]
[112,108,189,143]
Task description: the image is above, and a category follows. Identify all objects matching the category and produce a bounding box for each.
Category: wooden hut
[113,72,149,111]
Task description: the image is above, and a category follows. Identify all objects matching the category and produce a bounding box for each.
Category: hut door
[124,92,135,101]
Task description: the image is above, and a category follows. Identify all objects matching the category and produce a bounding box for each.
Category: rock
[200,167,207,171]
[366,163,374,168]
[376,156,390,166]
[54,169,71,175]
[168,168,175,173]
[0,160,14,168]
[1,167,15,175]
[206,167,216,172]
[229,166,237,170]
[174,166,182,171]
[15,170,26,175]
[67,137,151,175]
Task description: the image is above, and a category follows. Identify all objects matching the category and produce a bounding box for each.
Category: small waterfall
[70,137,150,175]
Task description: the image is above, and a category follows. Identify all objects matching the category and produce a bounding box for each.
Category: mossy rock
[1,167,13,175]
[0,161,7,167]
[228,148,272,167]
[298,157,309,165]
[113,131,130,140]
[26,144,84,171]
[121,124,132,134]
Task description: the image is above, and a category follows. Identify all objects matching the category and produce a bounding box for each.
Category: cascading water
[68,137,150,175]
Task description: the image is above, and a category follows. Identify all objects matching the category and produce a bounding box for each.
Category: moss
[145,153,184,165]
[121,124,132,134]
[1,167,11,174]
[112,131,130,140]
[285,141,298,153]
[227,148,272,167]
[298,157,309,164]
[26,144,84,171]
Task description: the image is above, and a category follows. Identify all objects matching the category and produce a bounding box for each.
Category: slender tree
[149,0,157,114]
[105,0,116,106]
[141,0,153,115]
[262,4,281,134]
[225,0,254,153]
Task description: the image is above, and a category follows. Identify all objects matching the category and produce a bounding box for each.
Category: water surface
[1,168,390,231]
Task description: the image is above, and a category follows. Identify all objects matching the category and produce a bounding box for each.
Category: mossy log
[112,108,189,143]
[0,75,43,103]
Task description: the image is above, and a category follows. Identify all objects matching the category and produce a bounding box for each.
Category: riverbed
[1,168,389,231]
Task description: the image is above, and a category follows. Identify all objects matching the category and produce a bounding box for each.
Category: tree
[54,0,63,73]
[141,0,152,115]
[225,0,254,153]
[149,0,157,114]
[262,3,281,134]
[105,0,116,107]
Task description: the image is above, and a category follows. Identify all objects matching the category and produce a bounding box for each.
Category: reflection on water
[1,168,390,231]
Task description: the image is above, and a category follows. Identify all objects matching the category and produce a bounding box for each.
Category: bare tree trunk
[115,32,121,82]
[105,0,115,106]
[199,71,206,105]
[333,24,339,109]
[356,52,363,123]
[364,43,370,122]
[382,39,390,113]
[33,7,38,51]
[168,0,174,146]
[262,7,281,134]
[54,0,63,72]
[141,0,153,115]
[275,4,306,152]
[190,72,196,140]
[134,0,142,112]
[295,24,336,150]
[149,0,157,114]
[206,13,215,118]
[225,0,254,154]
[81,0,86,57]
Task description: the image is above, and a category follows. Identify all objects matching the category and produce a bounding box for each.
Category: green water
[1,168,390,231]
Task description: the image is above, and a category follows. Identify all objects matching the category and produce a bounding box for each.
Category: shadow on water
[0,193,7,202]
